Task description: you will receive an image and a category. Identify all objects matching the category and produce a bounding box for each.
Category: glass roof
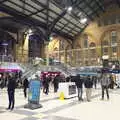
[0,0,119,40]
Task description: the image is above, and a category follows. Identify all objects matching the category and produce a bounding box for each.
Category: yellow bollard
[59,92,65,100]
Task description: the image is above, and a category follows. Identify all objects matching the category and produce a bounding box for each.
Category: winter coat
[84,78,93,88]
[75,76,83,88]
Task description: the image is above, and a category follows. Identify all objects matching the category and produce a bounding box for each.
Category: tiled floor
[0,86,120,120]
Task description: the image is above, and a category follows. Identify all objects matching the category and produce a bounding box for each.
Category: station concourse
[0,0,120,120]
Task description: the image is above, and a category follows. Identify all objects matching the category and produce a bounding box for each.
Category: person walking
[7,74,16,110]
[101,73,110,100]
[92,76,97,89]
[75,75,84,101]
[23,78,29,98]
[53,74,60,93]
[84,76,93,102]
[44,75,50,95]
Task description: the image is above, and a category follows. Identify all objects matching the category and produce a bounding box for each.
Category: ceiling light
[28,29,32,34]
[49,36,53,41]
[67,6,72,12]
[80,18,87,24]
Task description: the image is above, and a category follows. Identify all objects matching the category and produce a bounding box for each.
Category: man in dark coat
[84,76,93,102]
[75,75,84,101]
[23,78,29,98]
[53,74,60,92]
[7,74,16,110]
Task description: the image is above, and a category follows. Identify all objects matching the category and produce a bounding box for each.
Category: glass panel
[111,31,117,45]
[84,35,88,48]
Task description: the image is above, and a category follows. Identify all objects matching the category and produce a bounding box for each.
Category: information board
[69,85,76,95]
[28,80,40,104]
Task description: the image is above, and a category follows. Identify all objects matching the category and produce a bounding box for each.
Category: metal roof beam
[84,0,99,17]
[0,0,9,4]
[32,0,81,30]
[94,0,105,12]
[0,1,74,40]
[58,22,70,31]
[0,4,46,28]
[50,10,67,32]
[1,1,77,34]
[21,0,80,31]
[51,0,86,28]
[27,8,45,17]
[46,0,50,40]
[77,6,93,20]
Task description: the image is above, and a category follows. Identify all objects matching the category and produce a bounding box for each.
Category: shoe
[6,108,10,110]
[87,100,91,102]
[10,108,14,111]
[80,98,83,101]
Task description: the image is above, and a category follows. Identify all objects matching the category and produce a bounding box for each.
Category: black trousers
[54,84,58,93]
[24,88,27,98]
[77,87,83,101]
[8,91,15,109]
[102,85,109,99]
[45,85,49,94]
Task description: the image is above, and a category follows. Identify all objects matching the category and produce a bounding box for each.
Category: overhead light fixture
[80,18,87,24]
[2,42,8,46]
[78,12,82,16]
[49,36,53,41]
[28,29,32,34]
[67,6,72,12]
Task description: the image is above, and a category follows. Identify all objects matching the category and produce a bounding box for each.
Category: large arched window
[89,42,96,47]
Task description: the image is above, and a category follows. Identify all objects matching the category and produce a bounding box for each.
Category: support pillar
[72,49,75,67]
[45,42,49,66]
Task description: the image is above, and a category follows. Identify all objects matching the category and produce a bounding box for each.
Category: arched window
[89,42,96,47]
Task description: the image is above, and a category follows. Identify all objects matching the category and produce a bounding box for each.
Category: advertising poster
[28,80,40,104]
